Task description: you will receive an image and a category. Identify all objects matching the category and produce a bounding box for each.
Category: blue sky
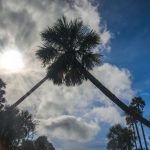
[99,0,150,117]
[96,0,150,149]
[0,0,150,150]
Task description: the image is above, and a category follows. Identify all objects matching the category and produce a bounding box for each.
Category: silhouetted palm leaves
[36,17,100,85]
[129,97,148,150]
[11,17,150,128]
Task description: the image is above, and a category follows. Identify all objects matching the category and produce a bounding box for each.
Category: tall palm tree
[11,17,150,128]
[131,97,148,150]
[126,116,138,149]
[134,119,143,150]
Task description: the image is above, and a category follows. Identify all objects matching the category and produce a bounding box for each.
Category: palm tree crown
[36,16,101,86]
[130,96,145,114]
[11,16,150,128]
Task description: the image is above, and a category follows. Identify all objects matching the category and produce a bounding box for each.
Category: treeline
[107,97,149,150]
[0,78,55,150]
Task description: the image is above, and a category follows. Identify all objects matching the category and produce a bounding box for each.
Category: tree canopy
[0,78,55,150]
[20,136,55,150]
[36,16,101,86]
[107,124,134,150]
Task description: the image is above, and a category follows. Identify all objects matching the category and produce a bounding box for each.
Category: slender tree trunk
[132,124,138,150]
[137,105,148,150]
[79,64,150,128]
[134,122,143,150]
[140,122,148,150]
[10,76,48,109]
[10,61,150,128]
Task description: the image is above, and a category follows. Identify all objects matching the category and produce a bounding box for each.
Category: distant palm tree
[11,17,150,128]
[130,97,148,150]
[134,119,143,150]
[126,115,138,149]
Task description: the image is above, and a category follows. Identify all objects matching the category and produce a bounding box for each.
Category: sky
[0,0,150,149]
[99,0,150,117]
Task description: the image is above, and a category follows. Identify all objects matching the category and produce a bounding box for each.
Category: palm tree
[131,97,148,150]
[11,17,150,128]
[134,119,143,150]
[126,116,138,149]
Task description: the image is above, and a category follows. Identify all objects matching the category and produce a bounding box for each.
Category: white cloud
[0,0,135,148]
[101,30,111,46]
[85,106,125,125]
[38,115,99,142]
[2,63,134,142]
[92,63,134,103]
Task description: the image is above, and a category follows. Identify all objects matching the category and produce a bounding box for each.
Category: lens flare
[0,49,24,73]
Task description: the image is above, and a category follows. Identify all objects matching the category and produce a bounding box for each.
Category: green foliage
[36,16,101,86]
[0,79,36,149]
[0,107,36,149]
[127,96,148,150]
[0,78,55,150]
[130,96,145,115]
[20,136,55,150]
[126,96,146,126]
[107,124,134,150]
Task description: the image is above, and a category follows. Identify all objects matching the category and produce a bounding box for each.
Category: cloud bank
[0,0,135,149]
[38,115,99,142]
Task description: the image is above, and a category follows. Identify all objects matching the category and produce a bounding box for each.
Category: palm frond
[37,16,101,86]
[78,30,100,53]
[65,67,87,86]
[36,45,58,66]
[47,53,73,85]
[82,53,101,69]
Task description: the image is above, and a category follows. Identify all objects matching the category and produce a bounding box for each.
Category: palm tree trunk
[79,64,150,128]
[134,122,143,150]
[132,124,138,150]
[10,76,48,109]
[140,122,148,150]
[10,61,150,128]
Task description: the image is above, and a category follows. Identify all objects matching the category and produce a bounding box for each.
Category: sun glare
[0,49,24,73]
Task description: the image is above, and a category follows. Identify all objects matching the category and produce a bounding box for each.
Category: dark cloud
[40,116,99,142]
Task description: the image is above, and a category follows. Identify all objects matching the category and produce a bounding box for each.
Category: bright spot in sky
[0,49,24,73]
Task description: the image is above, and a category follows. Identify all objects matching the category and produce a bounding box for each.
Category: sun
[0,49,24,73]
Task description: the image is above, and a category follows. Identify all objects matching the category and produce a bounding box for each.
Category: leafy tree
[130,97,148,150]
[11,17,150,128]
[34,136,55,150]
[0,78,55,150]
[20,136,55,150]
[0,107,36,150]
[107,124,134,150]
[21,140,34,150]
[0,78,36,150]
